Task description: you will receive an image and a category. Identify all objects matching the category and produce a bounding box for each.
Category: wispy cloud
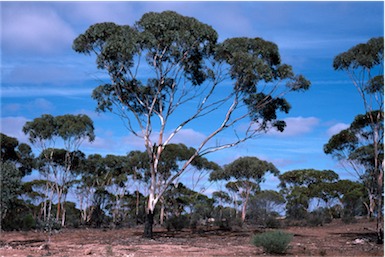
[1,86,93,98]
[327,123,350,137]
[2,3,76,55]
[0,116,30,143]
[59,2,138,26]
[121,128,207,151]
[80,127,209,157]
[267,116,320,137]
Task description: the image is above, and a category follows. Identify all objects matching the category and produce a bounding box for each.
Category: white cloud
[1,86,92,98]
[267,116,320,137]
[168,128,206,147]
[82,136,124,155]
[29,98,55,112]
[327,123,350,137]
[61,2,137,26]
[120,128,207,151]
[0,116,30,143]
[2,103,22,113]
[2,3,76,55]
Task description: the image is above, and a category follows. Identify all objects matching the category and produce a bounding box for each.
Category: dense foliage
[252,230,293,254]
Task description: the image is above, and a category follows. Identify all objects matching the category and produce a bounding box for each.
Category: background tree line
[0,125,372,232]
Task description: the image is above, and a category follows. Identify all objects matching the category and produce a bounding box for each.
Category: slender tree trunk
[376,177,383,244]
[241,203,247,223]
[61,193,67,227]
[61,206,66,227]
[136,190,140,224]
[373,123,383,244]
[43,198,47,221]
[56,190,61,222]
[47,187,54,221]
[241,189,251,223]
[160,198,165,226]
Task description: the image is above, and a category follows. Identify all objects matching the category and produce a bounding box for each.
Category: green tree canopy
[210,156,279,222]
[1,133,35,176]
[23,114,95,227]
[279,169,339,220]
[0,161,23,230]
[73,10,310,238]
[23,114,95,148]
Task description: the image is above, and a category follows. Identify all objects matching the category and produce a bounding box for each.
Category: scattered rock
[84,248,92,255]
[39,243,49,250]
[352,238,366,245]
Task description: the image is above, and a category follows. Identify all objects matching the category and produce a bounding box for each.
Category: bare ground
[0,219,383,256]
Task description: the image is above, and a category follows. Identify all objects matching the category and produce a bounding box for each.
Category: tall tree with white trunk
[73,11,310,238]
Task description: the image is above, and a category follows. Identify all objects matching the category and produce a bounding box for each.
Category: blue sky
[1,1,384,192]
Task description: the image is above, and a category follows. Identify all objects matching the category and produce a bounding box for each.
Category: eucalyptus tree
[76,154,131,225]
[127,144,220,228]
[73,11,310,237]
[279,169,339,220]
[0,133,35,230]
[0,161,22,231]
[126,150,148,223]
[36,148,85,226]
[330,36,383,243]
[211,190,232,225]
[333,179,367,218]
[324,112,384,217]
[247,190,285,225]
[1,133,35,176]
[210,156,279,222]
[76,154,107,225]
[23,114,95,226]
[103,154,133,225]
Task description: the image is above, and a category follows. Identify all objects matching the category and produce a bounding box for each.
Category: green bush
[22,214,36,230]
[265,216,282,229]
[252,230,293,254]
[307,208,333,227]
[165,215,189,231]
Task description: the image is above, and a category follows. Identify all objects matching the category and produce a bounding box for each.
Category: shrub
[228,217,243,230]
[341,208,357,224]
[22,214,36,230]
[252,230,293,254]
[265,216,282,229]
[307,208,333,227]
[165,215,189,231]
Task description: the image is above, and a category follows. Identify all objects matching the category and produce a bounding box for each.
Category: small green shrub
[252,230,293,254]
[307,208,333,227]
[165,215,189,231]
[265,216,282,229]
[22,214,36,230]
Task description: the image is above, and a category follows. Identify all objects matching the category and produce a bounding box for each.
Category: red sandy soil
[0,219,383,256]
